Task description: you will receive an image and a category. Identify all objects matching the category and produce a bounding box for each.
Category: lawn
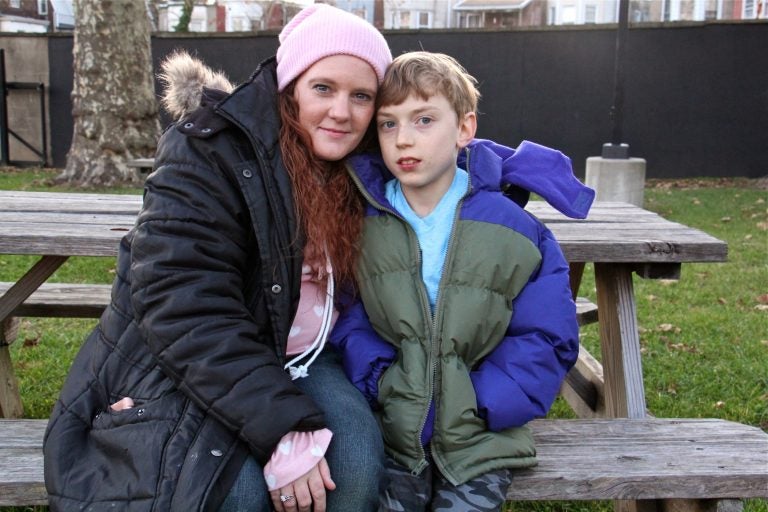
[1,169,766,512]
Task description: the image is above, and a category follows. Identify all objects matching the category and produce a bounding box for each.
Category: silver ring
[280,494,295,503]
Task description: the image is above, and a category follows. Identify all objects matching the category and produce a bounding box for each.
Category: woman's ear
[457,112,477,148]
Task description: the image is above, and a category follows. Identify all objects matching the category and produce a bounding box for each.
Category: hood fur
[158,51,235,119]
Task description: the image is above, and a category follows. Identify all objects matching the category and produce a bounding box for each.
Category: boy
[331,52,591,511]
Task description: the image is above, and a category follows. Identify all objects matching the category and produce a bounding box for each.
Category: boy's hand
[270,457,336,512]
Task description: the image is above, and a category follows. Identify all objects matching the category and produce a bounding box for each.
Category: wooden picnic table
[0,190,728,420]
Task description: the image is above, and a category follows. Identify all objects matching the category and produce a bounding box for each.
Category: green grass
[1,170,766,511]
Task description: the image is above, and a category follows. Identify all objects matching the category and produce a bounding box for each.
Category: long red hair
[278,86,367,289]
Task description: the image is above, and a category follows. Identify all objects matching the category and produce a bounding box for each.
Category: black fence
[46,21,768,178]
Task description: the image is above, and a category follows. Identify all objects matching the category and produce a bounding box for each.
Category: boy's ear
[457,112,477,148]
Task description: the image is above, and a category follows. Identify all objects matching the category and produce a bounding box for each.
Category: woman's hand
[270,457,336,512]
[110,397,134,411]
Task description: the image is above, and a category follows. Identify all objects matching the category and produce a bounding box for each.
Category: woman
[43,5,392,512]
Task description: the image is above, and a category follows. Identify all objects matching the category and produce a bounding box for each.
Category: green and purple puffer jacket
[330,139,592,485]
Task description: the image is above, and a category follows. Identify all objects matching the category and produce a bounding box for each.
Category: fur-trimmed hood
[158,51,235,119]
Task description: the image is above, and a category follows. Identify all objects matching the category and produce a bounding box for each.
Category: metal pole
[603,0,630,159]
[0,49,10,166]
[39,83,47,166]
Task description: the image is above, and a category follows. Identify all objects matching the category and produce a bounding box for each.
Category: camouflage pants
[379,456,512,512]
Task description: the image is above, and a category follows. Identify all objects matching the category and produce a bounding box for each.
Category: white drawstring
[284,257,334,380]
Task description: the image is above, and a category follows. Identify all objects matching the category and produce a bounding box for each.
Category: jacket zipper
[348,153,473,477]
[426,148,472,481]
[215,109,293,363]
[346,168,434,473]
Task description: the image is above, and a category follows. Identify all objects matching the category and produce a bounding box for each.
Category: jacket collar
[349,139,594,219]
[347,140,505,210]
[215,57,282,154]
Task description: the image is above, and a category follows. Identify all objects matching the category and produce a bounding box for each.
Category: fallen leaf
[757,221,768,231]
[757,294,768,304]
[714,401,725,409]
[744,234,753,240]
[658,323,681,333]
[755,305,768,311]
[23,336,40,347]
[647,294,658,301]
[692,198,701,205]
[757,198,765,204]
[717,297,727,305]
[720,216,732,222]
[667,342,698,353]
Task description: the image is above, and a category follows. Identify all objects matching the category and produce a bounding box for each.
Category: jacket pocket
[81,390,187,503]
[92,390,185,430]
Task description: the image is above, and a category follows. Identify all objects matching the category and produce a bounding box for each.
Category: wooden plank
[126,158,155,170]
[594,263,647,419]
[575,297,598,326]
[0,257,69,419]
[0,235,125,257]
[0,191,141,214]
[507,419,768,500]
[0,194,727,264]
[0,419,47,506]
[0,256,69,322]
[570,262,585,300]
[0,211,138,225]
[0,349,23,418]
[561,345,606,418]
[1,419,765,506]
[0,282,111,318]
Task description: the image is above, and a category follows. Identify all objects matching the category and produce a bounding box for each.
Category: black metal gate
[0,48,47,167]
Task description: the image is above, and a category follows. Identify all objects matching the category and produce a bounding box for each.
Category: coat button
[137,408,145,416]
[242,169,253,178]
[201,127,212,133]
[211,449,223,457]
[183,122,194,129]
[271,284,282,294]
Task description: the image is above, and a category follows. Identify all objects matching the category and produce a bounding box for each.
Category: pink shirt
[263,263,338,490]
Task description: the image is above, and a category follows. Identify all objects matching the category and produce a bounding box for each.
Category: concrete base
[585,157,647,207]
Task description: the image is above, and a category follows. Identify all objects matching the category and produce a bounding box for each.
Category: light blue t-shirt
[384,168,469,311]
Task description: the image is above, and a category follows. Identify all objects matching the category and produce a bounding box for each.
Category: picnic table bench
[2,191,764,509]
[126,158,155,174]
[1,418,765,508]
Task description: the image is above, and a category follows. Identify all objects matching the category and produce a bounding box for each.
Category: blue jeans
[218,348,385,511]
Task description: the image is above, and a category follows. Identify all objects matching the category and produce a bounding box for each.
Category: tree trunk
[174,0,195,32]
[59,0,160,187]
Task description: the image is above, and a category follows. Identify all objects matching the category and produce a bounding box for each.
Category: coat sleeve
[129,130,325,464]
[470,224,579,431]
[329,299,396,409]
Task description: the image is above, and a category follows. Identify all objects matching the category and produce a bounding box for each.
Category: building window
[584,5,597,23]
[38,0,48,15]
[744,0,756,17]
[461,13,481,28]
[390,11,411,28]
[561,5,576,24]
[416,11,432,28]
[10,0,21,9]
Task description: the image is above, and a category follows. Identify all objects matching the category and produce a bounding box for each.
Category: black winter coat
[43,58,326,511]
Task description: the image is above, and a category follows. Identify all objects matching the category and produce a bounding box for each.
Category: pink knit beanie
[276,4,392,91]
